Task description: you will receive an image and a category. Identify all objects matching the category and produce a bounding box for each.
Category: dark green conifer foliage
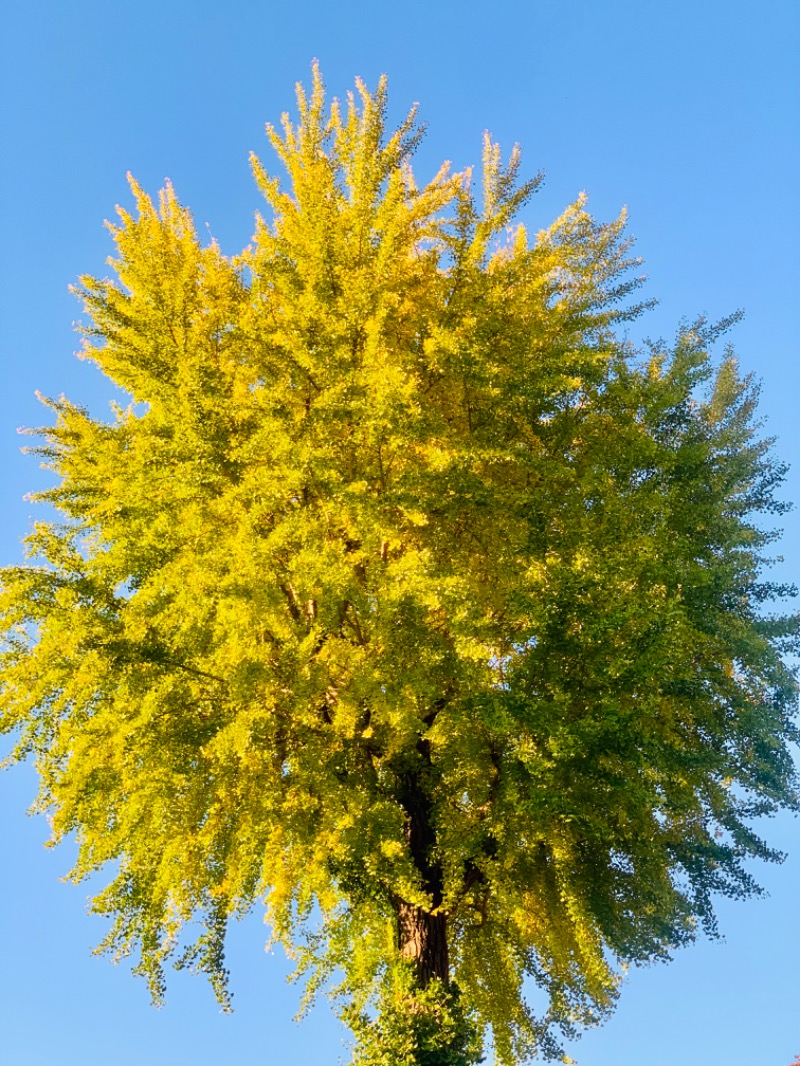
[1,68,797,1063]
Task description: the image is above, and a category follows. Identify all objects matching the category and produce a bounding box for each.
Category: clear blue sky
[1,2,799,1064]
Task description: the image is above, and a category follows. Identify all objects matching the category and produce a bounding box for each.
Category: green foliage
[344,967,484,1066]
[1,66,798,1063]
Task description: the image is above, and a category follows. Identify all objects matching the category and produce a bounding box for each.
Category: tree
[1,67,798,1064]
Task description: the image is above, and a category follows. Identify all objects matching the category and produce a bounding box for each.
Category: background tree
[1,68,797,1064]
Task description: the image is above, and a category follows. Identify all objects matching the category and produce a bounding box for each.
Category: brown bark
[394,739,449,987]
[397,901,449,987]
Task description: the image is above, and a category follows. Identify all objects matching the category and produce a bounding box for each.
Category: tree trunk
[398,901,449,987]
[395,740,449,987]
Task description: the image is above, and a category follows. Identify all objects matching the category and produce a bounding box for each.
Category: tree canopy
[1,68,798,1064]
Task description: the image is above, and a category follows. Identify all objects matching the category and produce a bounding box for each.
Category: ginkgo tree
[1,67,798,1065]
